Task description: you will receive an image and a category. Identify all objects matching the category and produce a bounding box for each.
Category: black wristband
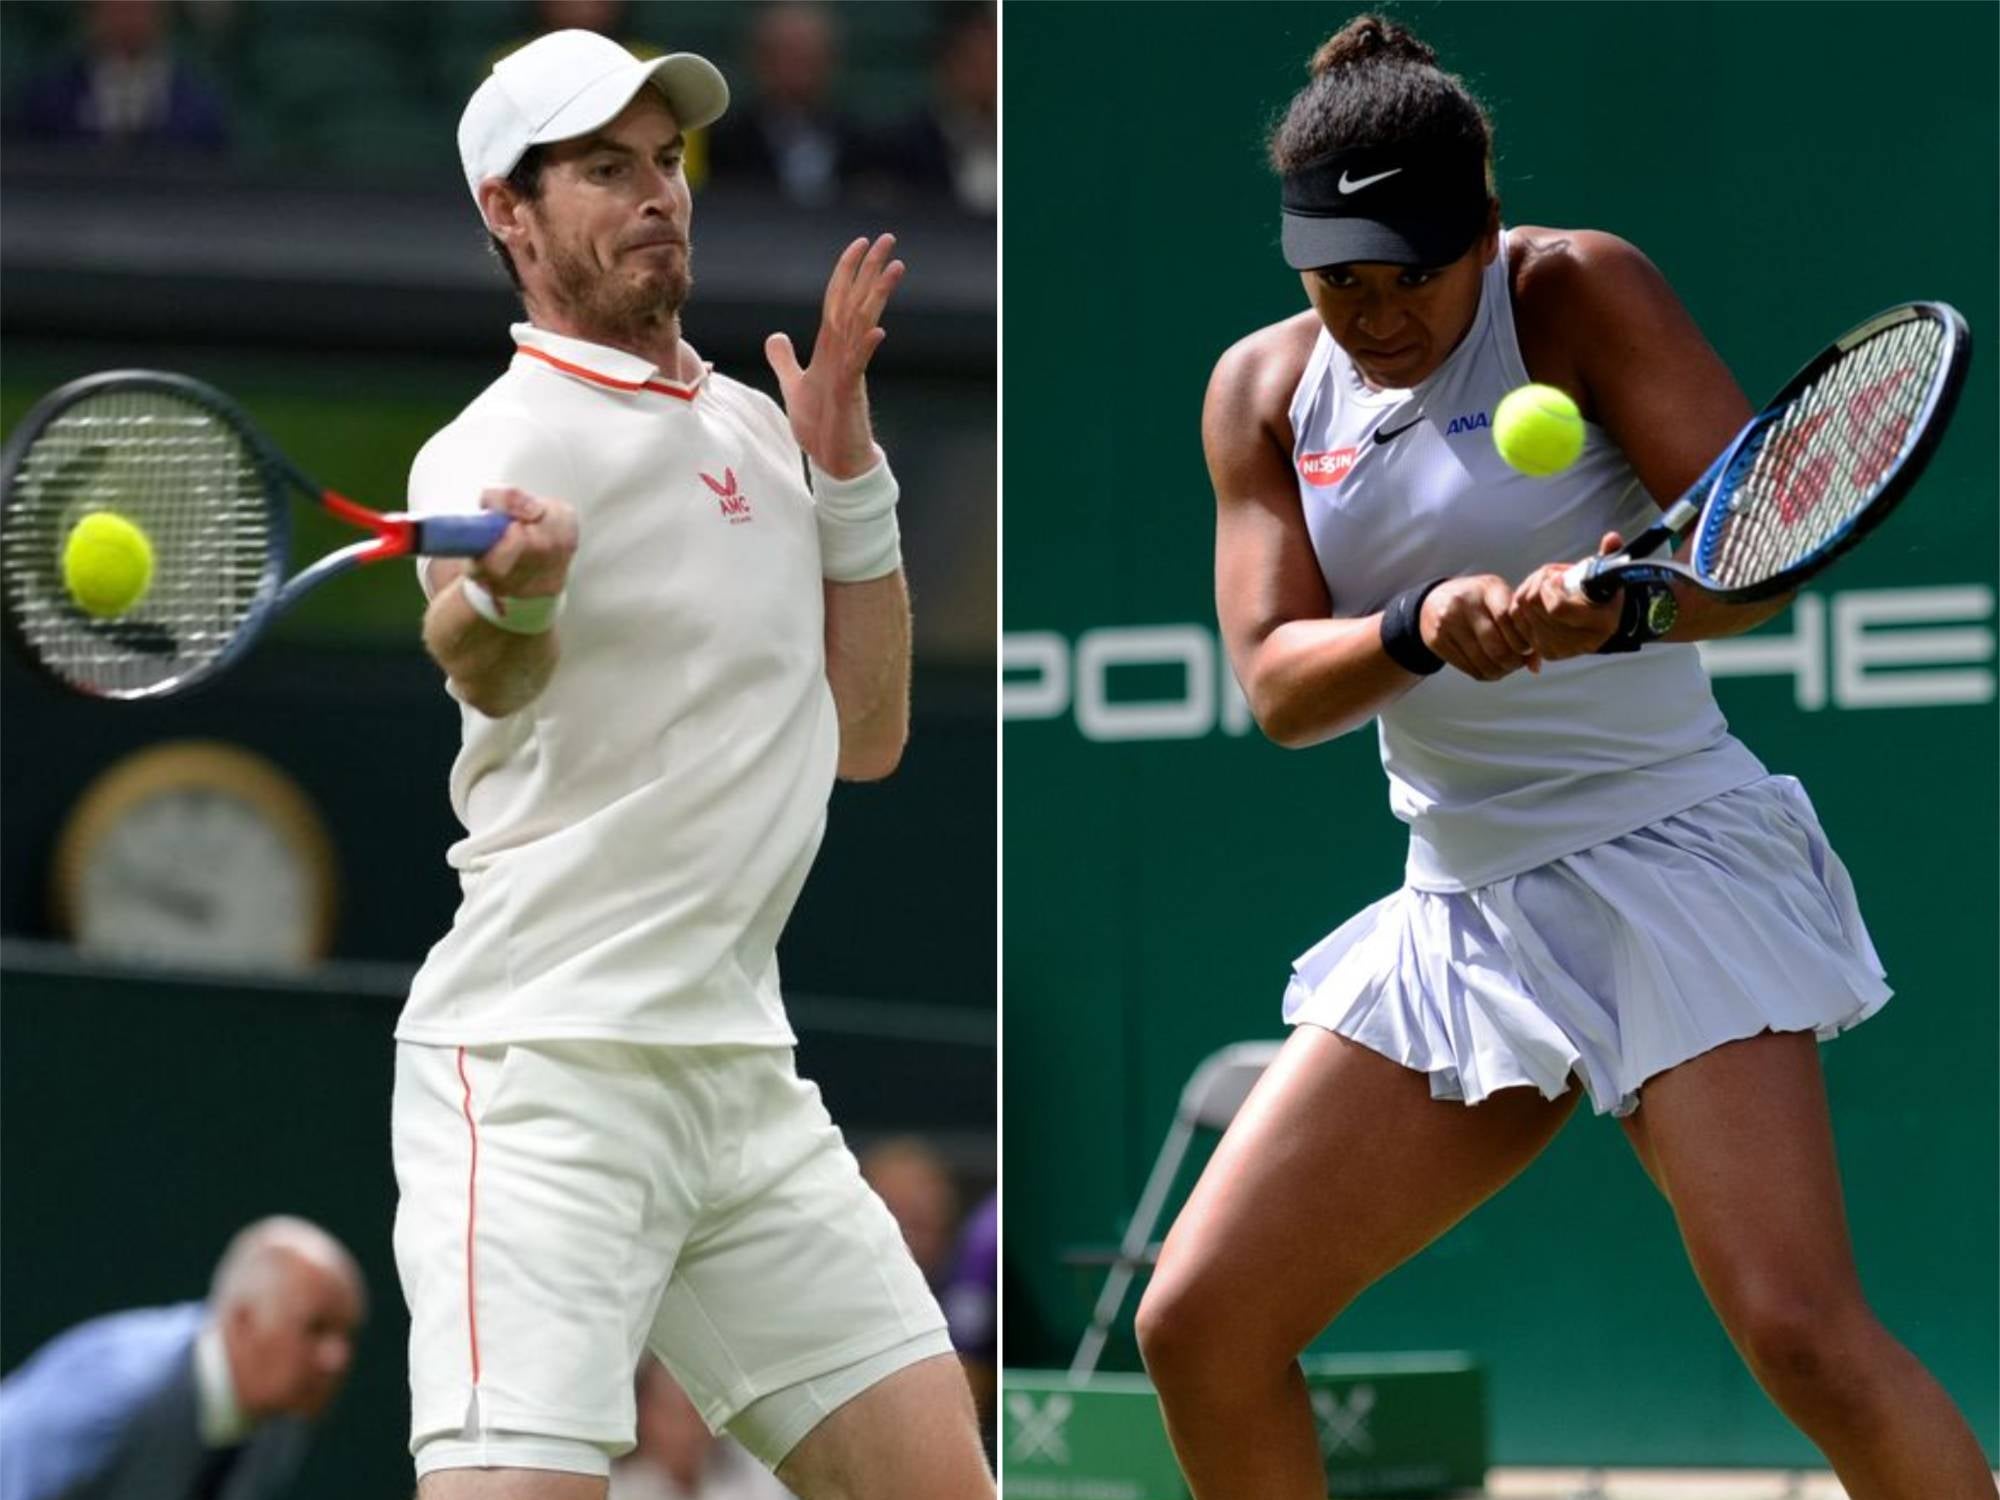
[1596,589,1645,654]
[1380,577,1450,676]
[1595,582,1675,655]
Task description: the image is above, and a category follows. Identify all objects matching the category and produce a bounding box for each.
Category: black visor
[1280,141,1489,269]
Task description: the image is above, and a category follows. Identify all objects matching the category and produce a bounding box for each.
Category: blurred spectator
[858,1135,961,1287]
[10,0,228,154]
[537,0,628,33]
[608,1359,794,1500]
[867,3,995,214]
[707,2,868,206]
[500,0,711,186]
[941,1192,997,1445]
[0,1216,365,1500]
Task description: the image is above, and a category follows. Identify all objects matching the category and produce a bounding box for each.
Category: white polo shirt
[399,324,836,1047]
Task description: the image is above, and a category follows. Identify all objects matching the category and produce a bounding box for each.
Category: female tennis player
[1132,16,1993,1498]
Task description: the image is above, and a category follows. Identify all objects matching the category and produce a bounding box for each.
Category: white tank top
[1287,229,1765,890]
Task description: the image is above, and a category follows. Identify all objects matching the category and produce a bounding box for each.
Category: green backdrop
[1002,1,1997,1467]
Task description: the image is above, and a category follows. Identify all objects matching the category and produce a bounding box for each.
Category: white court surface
[1479,1472,1851,1499]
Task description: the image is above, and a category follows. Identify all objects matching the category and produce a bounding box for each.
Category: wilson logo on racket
[700,468,752,524]
[1845,366,1917,495]
[1562,301,1968,609]
[1299,447,1359,488]
[1766,411,1837,527]
[1770,366,1918,528]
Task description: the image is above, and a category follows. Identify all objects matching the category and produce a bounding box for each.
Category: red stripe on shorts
[456,1046,482,1386]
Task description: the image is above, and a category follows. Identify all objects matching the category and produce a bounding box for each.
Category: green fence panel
[1004,1359,1486,1498]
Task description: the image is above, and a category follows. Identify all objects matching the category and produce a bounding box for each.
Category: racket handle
[1565,556,1622,603]
[414,511,512,556]
[1566,486,1709,602]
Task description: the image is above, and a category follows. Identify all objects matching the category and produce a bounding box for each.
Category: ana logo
[700,468,752,523]
[1299,447,1359,488]
[1444,411,1490,435]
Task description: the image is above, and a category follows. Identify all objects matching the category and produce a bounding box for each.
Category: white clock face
[75,787,318,969]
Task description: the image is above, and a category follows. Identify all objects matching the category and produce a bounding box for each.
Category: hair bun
[1309,14,1439,77]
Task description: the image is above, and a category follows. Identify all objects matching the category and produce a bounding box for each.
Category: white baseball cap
[457,29,729,204]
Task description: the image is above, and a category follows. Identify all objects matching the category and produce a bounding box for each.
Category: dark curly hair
[1270,13,1495,202]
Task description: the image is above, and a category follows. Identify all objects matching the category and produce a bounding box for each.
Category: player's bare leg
[1623,1028,1993,1500]
[1136,1025,1579,1500]
[418,1471,604,1499]
[775,1352,993,1499]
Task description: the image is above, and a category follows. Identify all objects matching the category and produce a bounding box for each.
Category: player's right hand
[471,486,578,599]
[1420,573,1540,681]
[1506,531,1627,660]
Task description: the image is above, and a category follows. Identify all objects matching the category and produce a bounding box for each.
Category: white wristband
[460,577,562,635]
[810,449,902,583]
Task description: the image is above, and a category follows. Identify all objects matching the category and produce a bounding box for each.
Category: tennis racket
[1567,300,1970,604]
[0,370,510,701]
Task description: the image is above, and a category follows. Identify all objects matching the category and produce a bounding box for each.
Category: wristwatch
[1597,582,1679,654]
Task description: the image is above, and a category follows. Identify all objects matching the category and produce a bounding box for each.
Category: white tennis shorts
[1283,775,1892,1117]
[392,1040,950,1477]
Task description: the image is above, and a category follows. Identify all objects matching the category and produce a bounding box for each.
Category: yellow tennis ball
[1494,383,1585,477]
[62,512,155,619]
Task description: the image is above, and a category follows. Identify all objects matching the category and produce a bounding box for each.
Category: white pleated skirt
[1282,776,1891,1117]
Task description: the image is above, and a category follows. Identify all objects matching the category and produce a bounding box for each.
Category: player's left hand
[765,234,906,480]
[1505,531,1627,660]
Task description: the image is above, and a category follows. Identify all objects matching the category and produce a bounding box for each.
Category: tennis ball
[62,511,155,619]
[1494,384,1585,477]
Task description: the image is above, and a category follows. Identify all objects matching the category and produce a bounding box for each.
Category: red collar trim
[515,344,704,402]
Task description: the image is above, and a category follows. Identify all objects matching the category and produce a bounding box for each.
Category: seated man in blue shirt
[0,1216,366,1500]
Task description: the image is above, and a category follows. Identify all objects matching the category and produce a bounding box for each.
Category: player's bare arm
[770,233,913,778]
[1505,231,1791,657]
[822,573,911,781]
[1211,317,1531,749]
[422,485,579,718]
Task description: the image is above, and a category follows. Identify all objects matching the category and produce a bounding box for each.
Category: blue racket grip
[1566,430,1746,602]
[415,511,512,557]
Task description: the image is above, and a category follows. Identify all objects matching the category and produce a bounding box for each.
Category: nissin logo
[1298,447,1358,487]
[1445,411,1490,435]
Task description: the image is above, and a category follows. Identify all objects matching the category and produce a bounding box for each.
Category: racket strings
[1704,318,1944,589]
[0,388,272,697]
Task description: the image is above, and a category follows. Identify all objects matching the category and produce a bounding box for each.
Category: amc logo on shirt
[701,468,753,524]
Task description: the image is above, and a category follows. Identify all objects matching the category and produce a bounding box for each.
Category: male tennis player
[392,29,991,1500]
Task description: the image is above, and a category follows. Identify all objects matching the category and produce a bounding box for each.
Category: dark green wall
[2,347,994,984]
[1002,1,1997,1466]
[0,955,992,1499]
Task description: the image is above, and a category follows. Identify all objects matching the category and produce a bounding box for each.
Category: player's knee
[1133,1278,1191,1382]
[1135,1274,1248,1393]
[1727,1285,1877,1411]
